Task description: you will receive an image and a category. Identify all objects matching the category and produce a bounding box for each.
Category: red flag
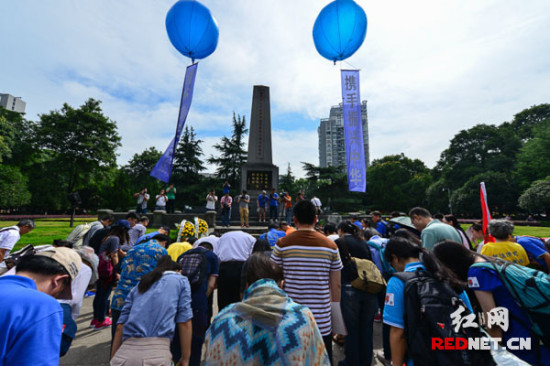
[480,182,494,243]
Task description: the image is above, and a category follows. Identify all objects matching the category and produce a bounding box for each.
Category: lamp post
[442,187,452,215]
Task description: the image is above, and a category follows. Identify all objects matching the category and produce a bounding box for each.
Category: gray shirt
[118,271,193,341]
[238,195,250,208]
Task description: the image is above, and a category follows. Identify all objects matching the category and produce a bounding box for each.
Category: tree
[510,104,550,141]
[0,165,31,208]
[435,124,521,191]
[452,171,518,217]
[208,113,248,188]
[514,120,550,190]
[518,177,550,215]
[174,126,206,176]
[366,154,432,212]
[279,163,297,194]
[33,99,121,194]
[123,147,164,195]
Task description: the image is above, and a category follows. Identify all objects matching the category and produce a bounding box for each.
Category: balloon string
[343,59,361,71]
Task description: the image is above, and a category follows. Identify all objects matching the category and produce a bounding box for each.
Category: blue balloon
[166,0,219,61]
[313,0,367,62]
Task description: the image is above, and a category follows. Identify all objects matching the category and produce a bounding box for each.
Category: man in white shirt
[311,196,322,215]
[0,219,35,264]
[216,231,255,311]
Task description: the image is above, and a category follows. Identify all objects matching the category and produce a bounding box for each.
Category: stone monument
[241,85,278,196]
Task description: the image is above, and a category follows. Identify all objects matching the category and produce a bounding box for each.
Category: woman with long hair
[442,214,473,250]
[433,241,550,365]
[382,237,473,366]
[110,256,192,366]
[335,220,378,366]
[91,222,130,329]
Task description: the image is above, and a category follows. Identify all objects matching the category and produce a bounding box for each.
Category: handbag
[97,252,115,283]
[350,256,386,293]
[4,244,35,269]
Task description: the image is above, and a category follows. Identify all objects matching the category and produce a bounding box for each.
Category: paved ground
[61,293,385,365]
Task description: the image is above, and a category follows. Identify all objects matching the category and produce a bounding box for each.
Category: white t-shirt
[216,231,255,262]
[59,263,93,320]
[311,197,322,208]
[156,195,167,207]
[206,194,217,210]
[0,226,21,256]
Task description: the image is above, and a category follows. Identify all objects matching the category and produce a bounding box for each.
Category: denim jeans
[340,284,378,366]
[269,205,278,221]
[93,280,113,322]
[222,208,231,226]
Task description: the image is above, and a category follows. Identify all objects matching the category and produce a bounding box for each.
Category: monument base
[241,163,279,197]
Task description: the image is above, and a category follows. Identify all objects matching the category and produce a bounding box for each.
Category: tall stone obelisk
[241,85,278,195]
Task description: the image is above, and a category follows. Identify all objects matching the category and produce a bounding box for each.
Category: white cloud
[2,0,550,178]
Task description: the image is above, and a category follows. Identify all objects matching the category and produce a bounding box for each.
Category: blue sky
[2,0,550,177]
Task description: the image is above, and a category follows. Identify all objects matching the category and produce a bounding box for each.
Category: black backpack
[177,248,209,292]
[394,269,495,366]
[88,227,110,255]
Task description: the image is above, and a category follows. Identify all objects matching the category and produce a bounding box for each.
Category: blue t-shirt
[259,228,286,247]
[0,276,64,366]
[269,193,279,207]
[468,265,550,365]
[516,236,548,271]
[376,220,388,237]
[118,271,193,341]
[383,263,473,366]
[257,194,268,208]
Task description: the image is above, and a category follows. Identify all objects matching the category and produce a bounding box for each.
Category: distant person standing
[409,207,462,250]
[370,211,388,237]
[282,192,293,223]
[268,189,279,222]
[133,188,149,214]
[155,189,168,211]
[205,190,218,211]
[257,190,268,223]
[237,190,250,228]
[0,219,35,274]
[220,193,233,227]
[222,181,231,195]
[166,184,177,213]
[311,195,322,216]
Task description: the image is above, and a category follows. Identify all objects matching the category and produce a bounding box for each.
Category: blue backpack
[367,237,395,276]
[470,260,550,346]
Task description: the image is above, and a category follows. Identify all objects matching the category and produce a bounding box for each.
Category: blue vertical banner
[151,63,199,183]
[341,69,366,192]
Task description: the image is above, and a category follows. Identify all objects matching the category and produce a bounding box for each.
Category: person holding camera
[133,188,150,214]
[205,190,218,211]
[155,189,168,211]
[220,193,233,227]
[268,189,279,223]
[237,190,250,228]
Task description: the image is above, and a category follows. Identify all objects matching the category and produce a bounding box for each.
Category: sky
[2,0,550,178]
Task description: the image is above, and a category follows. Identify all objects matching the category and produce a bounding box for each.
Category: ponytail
[138,255,181,293]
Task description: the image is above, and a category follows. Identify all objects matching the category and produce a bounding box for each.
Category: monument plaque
[241,85,279,195]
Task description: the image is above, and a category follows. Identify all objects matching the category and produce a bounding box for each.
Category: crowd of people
[1,198,550,366]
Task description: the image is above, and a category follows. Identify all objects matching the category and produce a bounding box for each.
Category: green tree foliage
[122,147,164,198]
[0,165,31,207]
[514,120,550,190]
[510,104,550,141]
[0,108,34,166]
[366,154,432,212]
[33,99,121,193]
[436,124,521,190]
[172,126,210,207]
[279,163,297,194]
[208,113,248,188]
[518,177,550,215]
[452,171,518,216]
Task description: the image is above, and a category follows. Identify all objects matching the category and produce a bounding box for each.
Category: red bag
[97,253,114,283]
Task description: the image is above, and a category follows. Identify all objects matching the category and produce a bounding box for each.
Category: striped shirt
[271,230,343,336]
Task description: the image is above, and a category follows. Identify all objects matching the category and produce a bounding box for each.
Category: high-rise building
[0,94,26,114]
[318,100,369,168]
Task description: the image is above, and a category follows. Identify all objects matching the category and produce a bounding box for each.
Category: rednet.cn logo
[431,305,531,351]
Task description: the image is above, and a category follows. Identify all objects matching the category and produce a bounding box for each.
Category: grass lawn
[1,219,161,251]
[1,219,548,252]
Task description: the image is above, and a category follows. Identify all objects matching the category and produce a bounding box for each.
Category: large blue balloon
[313,0,367,62]
[166,0,219,61]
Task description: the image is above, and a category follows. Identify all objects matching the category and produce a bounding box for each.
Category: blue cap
[114,220,131,229]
